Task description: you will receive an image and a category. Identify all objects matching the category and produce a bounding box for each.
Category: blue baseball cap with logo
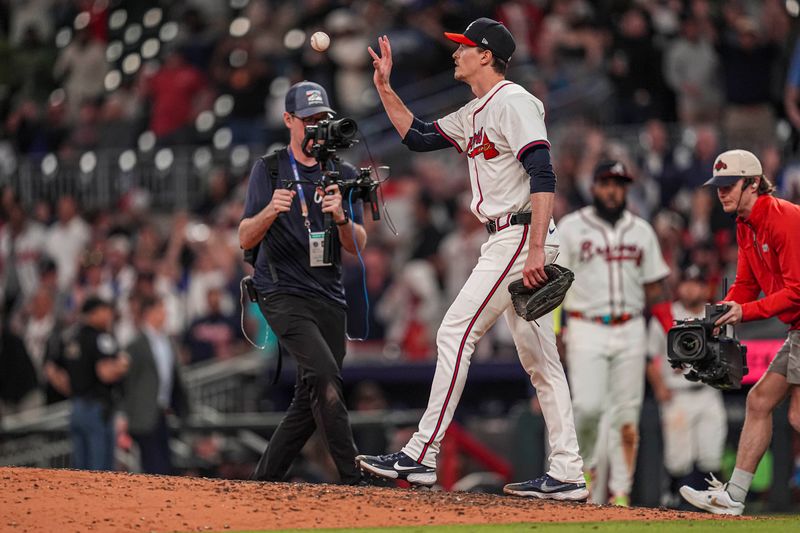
[285,81,335,118]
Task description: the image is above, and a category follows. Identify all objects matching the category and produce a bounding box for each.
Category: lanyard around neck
[287,147,313,232]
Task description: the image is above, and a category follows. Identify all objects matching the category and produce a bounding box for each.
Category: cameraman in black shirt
[240,81,367,484]
[44,297,129,470]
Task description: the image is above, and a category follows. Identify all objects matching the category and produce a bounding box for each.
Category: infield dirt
[1,467,730,532]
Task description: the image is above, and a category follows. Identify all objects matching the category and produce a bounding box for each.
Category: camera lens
[672,330,705,360]
[331,118,357,140]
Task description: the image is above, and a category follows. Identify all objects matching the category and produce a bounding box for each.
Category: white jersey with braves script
[648,301,707,391]
[558,207,670,317]
[434,80,549,223]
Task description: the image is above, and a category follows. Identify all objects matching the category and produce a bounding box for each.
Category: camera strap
[287,148,312,234]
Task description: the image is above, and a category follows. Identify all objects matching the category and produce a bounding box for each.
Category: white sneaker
[679,474,745,516]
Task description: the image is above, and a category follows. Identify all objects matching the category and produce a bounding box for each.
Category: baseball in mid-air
[310,31,330,52]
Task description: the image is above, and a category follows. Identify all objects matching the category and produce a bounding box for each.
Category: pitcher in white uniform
[356,18,588,500]
[557,161,670,505]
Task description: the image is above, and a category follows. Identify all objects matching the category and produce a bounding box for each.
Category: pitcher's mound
[1,467,718,532]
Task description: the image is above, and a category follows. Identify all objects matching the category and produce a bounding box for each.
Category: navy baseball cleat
[503,474,589,501]
[356,451,437,486]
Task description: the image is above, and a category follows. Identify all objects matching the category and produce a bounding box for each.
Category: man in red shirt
[680,149,800,515]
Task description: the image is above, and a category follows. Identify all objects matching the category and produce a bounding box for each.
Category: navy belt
[486,212,532,234]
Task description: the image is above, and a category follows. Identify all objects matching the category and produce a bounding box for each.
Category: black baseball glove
[508,264,575,321]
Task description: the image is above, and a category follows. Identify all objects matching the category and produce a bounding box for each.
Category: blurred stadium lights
[193,147,213,171]
[104,70,122,92]
[55,28,72,48]
[41,154,58,176]
[230,0,250,9]
[137,131,156,153]
[788,0,800,17]
[270,76,290,97]
[124,23,143,45]
[195,110,216,132]
[284,29,306,50]
[155,148,175,172]
[106,40,124,62]
[141,38,160,59]
[230,17,251,37]
[118,149,137,172]
[229,49,248,68]
[143,7,163,28]
[109,9,127,30]
[213,128,233,150]
[49,88,66,106]
[159,22,179,42]
[777,119,792,142]
[79,152,97,174]
[122,53,142,75]
[0,143,18,176]
[231,145,250,169]
[73,12,90,31]
[214,95,235,117]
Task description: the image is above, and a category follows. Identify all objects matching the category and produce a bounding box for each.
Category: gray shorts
[767,330,800,385]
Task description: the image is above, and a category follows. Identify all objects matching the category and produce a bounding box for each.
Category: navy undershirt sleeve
[402,117,455,152]
[522,145,557,194]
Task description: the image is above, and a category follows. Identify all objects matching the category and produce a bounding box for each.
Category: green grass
[252,517,798,533]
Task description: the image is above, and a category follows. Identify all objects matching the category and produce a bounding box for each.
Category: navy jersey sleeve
[521,146,556,194]
[242,158,274,220]
[402,117,460,152]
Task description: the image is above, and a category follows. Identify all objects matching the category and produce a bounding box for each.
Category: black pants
[131,411,173,475]
[252,293,360,484]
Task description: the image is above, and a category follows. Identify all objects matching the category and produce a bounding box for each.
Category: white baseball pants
[565,317,646,496]
[401,223,585,483]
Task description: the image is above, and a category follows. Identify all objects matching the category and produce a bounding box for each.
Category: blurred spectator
[608,7,671,123]
[718,17,779,151]
[0,316,39,417]
[45,195,91,292]
[44,297,130,471]
[142,47,213,143]
[343,246,391,342]
[8,26,56,104]
[183,286,242,363]
[350,380,388,455]
[53,29,107,118]
[0,202,47,311]
[121,296,189,475]
[20,288,58,397]
[663,15,721,125]
[638,119,681,208]
[210,35,272,145]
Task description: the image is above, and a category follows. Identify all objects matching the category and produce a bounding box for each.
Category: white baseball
[310,31,330,52]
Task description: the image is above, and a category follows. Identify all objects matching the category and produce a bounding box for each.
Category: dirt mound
[1,467,723,532]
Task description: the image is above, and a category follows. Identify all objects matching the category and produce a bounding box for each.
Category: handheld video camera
[666,303,748,390]
[302,118,359,161]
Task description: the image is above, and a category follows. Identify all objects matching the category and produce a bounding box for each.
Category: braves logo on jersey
[579,240,643,266]
[467,128,499,160]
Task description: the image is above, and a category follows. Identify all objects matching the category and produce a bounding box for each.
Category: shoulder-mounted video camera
[666,303,748,390]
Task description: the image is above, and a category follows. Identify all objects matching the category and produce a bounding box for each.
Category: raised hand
[368,35,393,89]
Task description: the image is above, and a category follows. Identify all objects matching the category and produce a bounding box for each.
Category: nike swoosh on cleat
[393,461,422,471]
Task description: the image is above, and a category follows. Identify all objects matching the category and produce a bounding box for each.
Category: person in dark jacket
[121,295,189,475]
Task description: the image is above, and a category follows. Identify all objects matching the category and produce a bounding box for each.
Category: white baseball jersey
[647,302,706,391]
[558,207,669,317]
[434,81,549,222]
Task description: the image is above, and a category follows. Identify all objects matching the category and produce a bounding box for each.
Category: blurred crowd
[3,0,800,408]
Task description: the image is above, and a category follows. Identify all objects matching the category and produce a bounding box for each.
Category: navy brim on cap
[703,175,741,187]
[293,105,335,118]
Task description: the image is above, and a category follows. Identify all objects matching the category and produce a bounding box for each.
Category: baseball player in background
[557,161,670,505]
[680,150,800,515]
[357,18,588,500]
[646,265,727,507]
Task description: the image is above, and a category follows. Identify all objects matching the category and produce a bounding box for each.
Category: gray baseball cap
[284,81,335,118]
